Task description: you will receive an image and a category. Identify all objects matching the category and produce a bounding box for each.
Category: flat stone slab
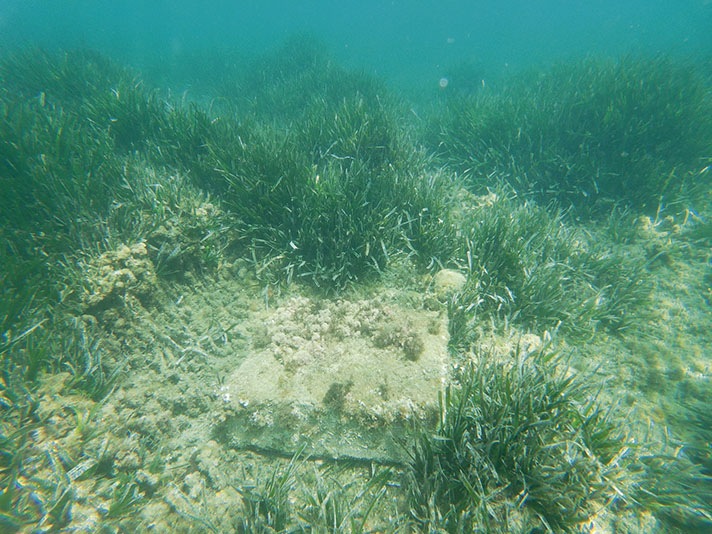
[215,294,449,463]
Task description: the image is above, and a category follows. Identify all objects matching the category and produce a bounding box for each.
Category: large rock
[214,295,449,463]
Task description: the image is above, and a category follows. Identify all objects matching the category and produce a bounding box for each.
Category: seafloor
[15,194,711,533]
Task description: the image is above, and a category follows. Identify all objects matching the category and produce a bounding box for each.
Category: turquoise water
[2,1,710,85]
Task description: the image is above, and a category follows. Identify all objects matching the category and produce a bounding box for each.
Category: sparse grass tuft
[104,475,142,520]
[231,452,394,534]
[297,466,392,533]
[0,366,79,533]
[234,454,301,534]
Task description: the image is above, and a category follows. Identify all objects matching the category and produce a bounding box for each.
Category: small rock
[432,269,467,300]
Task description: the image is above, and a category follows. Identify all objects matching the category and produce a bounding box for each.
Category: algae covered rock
[432,268,466,301]
[215,295,449,463]
[82,242,158,312]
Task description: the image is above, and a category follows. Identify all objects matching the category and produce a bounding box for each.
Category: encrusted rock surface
[216,295,449,462]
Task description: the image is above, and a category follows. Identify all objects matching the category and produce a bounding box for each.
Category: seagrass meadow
[1,17,712,534]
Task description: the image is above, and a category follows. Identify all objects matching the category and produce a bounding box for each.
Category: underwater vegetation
[231,450,394,534]
[188,94,456,288]
[0,44,455,290]
[404,343,712,533]
[1,41,712,532]
[0,48,130,109]
[685,398,712,480]
[226,34,390,125]
[447,189,651,349]
[432,55,712,215]
[404,343,627,532]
